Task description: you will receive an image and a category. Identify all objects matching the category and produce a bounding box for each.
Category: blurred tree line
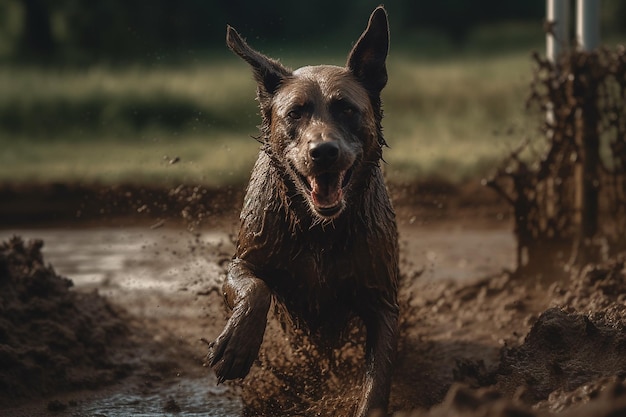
[0,0,624,64]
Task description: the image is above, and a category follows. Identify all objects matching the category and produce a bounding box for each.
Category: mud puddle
[1,225,515,287]
[0,225,515,416]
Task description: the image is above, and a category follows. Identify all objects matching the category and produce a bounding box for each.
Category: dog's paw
[206,311,266,383]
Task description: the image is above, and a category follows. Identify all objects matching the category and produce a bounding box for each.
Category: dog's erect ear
[346,6,389,96]
[226,25,291,97]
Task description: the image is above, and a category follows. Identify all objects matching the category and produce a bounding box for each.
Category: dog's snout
[309,141,339,167]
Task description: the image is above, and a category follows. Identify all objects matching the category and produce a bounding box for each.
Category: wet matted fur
[206,7,399,417]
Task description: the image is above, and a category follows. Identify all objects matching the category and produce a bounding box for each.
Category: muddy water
[0,224,515,299]
[0,228,230,294]
[0,225,514,416]
[0,228,236,324]
[399,225,516,282]
[2,379,241,417]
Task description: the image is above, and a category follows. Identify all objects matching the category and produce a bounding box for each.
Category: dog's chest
[271,232,374,324]
[274,231,360,282]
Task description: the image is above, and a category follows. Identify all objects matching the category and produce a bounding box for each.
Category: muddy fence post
[571,0,601,264]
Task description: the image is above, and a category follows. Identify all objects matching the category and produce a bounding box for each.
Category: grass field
[0,44,542,187]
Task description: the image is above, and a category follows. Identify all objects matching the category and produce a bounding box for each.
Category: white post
[576,0,600,50]
[545,0,571,225]
[545,0,571,127]
[546,0,570,62]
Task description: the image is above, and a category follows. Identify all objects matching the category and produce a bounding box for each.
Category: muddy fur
[206,7,399,417]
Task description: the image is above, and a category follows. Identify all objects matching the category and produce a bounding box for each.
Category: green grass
[383,51,537,183]
[0,48,540,187]
[0,134,259,186]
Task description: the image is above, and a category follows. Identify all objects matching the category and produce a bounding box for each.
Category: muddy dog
[207,7,399,417]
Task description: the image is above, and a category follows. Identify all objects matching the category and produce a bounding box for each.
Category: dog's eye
[288,110,302,120]
[342,107,355,117]
[333,101,358,119]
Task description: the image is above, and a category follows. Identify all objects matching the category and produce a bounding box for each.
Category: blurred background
[0,0,625,189]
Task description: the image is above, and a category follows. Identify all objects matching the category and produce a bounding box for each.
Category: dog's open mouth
[298,168,353,217]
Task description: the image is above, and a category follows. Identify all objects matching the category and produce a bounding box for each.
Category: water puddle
[74,379,240,417]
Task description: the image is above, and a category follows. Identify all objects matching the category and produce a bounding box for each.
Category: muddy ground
[2,182,626,416]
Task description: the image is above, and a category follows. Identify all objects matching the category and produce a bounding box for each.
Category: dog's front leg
[207,258,271,383]
[356,302,399,417]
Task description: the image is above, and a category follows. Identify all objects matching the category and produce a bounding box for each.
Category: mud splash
[393,256,626,416]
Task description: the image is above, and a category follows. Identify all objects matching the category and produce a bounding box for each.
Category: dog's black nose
[309,141,339,167]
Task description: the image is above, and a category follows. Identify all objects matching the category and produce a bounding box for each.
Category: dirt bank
[0,179,506,228]
[0,237,136,403]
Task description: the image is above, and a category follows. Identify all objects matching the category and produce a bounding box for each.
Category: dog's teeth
[308,176,317,193]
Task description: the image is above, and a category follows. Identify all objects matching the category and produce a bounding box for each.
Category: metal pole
[545,1,571,228]
[576,0,600,50]
[574,0,601,258]
[545,0,570,126]
[546,0,570,62]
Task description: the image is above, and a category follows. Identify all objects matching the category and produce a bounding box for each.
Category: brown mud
[0,237,133,400]
[2,182,626,416]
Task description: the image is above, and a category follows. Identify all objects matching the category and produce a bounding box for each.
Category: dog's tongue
[309,173,343,208]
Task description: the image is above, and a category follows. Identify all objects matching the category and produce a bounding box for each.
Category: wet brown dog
[207,7,399,417]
